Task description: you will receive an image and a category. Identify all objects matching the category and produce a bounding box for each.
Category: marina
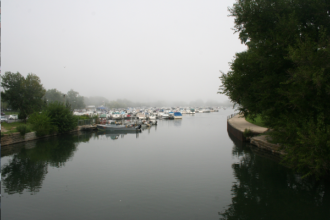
[73,106,226,120]
[1,109,329,220]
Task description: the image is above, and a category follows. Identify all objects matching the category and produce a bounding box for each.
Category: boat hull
[97,124,141,132]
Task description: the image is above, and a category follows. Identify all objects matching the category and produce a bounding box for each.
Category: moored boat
[111,112,122,119]
[97,124,141,132]
[148,113,157,120]
[136,112,146,120]
[174,112,183,119]
[162,113,169,119]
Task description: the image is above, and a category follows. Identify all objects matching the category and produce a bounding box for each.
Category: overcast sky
[3,0,246,103]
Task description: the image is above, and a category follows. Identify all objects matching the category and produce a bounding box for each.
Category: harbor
[73,106,222,120]
[76,106,225,132]
[2,109,329,220]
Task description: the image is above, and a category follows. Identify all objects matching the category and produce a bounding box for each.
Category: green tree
[1,101,10,111]
[66,89,85,109]
[1,72,46,120]
[44,89,65,104]
[220,0,330,177]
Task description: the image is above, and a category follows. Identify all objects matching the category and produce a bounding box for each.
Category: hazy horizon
[2,0,246,103]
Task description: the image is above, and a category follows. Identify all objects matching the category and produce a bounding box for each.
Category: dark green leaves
[221,0,330,178]
[1,72,46,119]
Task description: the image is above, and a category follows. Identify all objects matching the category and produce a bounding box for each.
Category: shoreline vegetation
[1,121,33,135]
[219,0,330,178]
[245,115,266,128]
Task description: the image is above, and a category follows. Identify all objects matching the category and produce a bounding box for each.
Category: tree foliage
[1,72,46,119]
[28,112,58,137]
[44,88,85,109]
[44,89,65,104]
[28,102,77,136]
[46,101,77,133]
[66,89,85,109]
[220,0,330,178]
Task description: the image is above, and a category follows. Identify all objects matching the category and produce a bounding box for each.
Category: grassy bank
[1,121,34,135]
[245,115,266,127]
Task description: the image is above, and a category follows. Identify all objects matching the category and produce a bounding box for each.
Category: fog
[2,0,246,105]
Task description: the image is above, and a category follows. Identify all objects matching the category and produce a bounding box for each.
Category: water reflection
[174,119,182,127]
[1,154,47,195]
[220,133,330,219]
[97,130,141,140]
[1,132,94,195]
[141,124,158,134]
[1,129,147,195]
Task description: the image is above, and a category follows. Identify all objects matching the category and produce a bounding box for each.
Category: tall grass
[245,115,266,127]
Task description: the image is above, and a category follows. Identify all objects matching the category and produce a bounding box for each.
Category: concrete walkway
[228,114,268,134]
[227,114,285,155]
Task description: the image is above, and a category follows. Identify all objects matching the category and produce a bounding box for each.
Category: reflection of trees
[221,133,330,220]
[96,130,140,140]
[1,132,94,194]
[26,135,78,168]
[2,151,47,195]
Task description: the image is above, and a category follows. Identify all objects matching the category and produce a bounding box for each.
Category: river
[1,110,329,219]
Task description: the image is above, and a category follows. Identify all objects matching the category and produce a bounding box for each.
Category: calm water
[1,110,330,220]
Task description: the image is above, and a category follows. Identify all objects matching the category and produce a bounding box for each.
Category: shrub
[16,125,31,136]
[46,102,77,133]
[28,112,58,137]
[78,115,91,120]
[243,128,254,138]
[18,111,28,120]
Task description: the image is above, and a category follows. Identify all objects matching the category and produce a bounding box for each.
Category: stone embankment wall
[1,125,95,146]
[1,131,40,146]
[250,135,286,155]
[227,114,284,155]
[227,120,246,141]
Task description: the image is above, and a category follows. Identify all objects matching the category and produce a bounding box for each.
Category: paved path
[228,114,268,133]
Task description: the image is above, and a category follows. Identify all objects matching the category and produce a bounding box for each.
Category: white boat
[162,113,169,119]
[148,113,157,120]
[112,112,122,119]
[136,112,146,120]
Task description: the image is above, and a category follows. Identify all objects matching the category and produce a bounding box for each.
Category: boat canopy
[174,112,182,116]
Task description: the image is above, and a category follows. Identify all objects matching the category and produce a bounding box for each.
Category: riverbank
[227,114,285,155]
[1,125,96,146]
